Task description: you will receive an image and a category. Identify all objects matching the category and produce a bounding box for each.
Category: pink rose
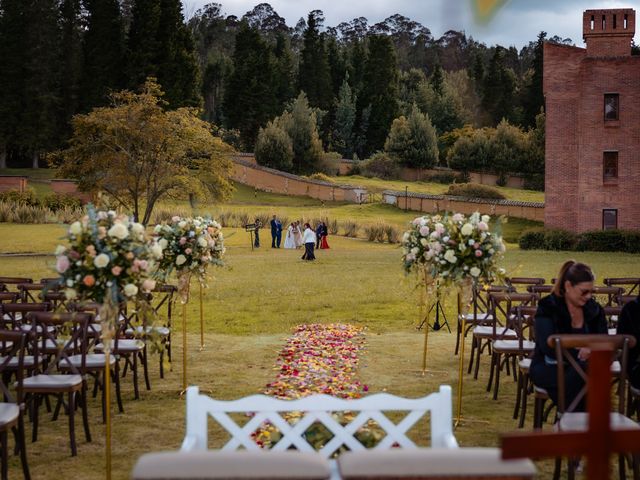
[142,279,156,292]
[179,237,187,245]
[68,250,80,260]
[185,248,192,255]
[111,266,123,276]
[478,222,488,231]
[56,256,70,273]
[85,245,96,257]
[419,226,430,236]
[138,260,148,270]
[473,242,480,249]
[475,249,483,257]
[97,226,107,239]
[82,275,95,287]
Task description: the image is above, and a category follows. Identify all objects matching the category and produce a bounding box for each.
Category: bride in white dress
[283,223,296,249]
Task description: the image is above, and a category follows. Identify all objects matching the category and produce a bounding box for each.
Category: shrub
[426,172,465,185]
[523,174,544,192]
[56,206,85,224]
[342,221,359,237]
[328,219,339,235]
[543,229,578,251]
[575,230,640,253]
[254,121,294,171]
[12,204,48,224]
[315,152,342,176]
[42,193,82,211]
[0,202,12,222]
[445,183,506,200]
[308,173,333,183]
[0,189,38,206]
[151,207,192,225]
[360,152,400,180]
[384,224,400,243]
[236,212,250,228]
[518,229,546,250]
[363,224,381,242]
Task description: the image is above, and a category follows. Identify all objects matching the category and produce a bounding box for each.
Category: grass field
[0,218,639,478]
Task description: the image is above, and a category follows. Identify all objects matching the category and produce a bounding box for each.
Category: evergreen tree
[254,119,294,171]
[82,0,125,110]
[360,35,399,155]
[223,24,278,148]
[127,0,161,89]
[156,0,201,107]
[273,33,296,110]
[0,0,26,167]
[279,93,323,173]
[521,31,546,128]
[429,62,444,95]
[20,0,62,166]
[482,47,517,125]
[384,106,438,168]
[333,76,357,157]
[59,0,83,131]
[297,11,332,110]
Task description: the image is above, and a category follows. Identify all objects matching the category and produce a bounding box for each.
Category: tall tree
[482,47,517,125]
[0,0,26,167]
[521,31,545,128]
[126,0,161,89]
[297,11,332,110]
[21,0,62,167]
[360,35,399,155]
[223,24,278,148]
[156,0,201,107]
[272,32,295,110]
[82,0,125,110]
[333,76,357,158]
[59,0,83,132]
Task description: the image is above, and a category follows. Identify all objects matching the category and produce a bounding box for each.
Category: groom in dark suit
[270,215,283,248]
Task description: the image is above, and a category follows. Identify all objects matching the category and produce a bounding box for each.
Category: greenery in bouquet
[401,212,506,287]
[153,216,225,286]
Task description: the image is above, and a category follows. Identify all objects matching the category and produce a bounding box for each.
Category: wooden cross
[501,343,640,480]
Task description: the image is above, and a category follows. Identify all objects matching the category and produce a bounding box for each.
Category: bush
[360,152,400,180]
[342,221,359,237]
[327,219,339,235]
[12,204,48,224]
[575,230,640,253]
[426,172,464,185]
[544,229,578,251]
[363,224,381,242]
[308,173,333,183]
[445,183,506,200]
[523,173,545,192]
[384,224,400,243]
[0,189,38,206]
[518,229,546,250]
[254,121,294,172]
[315,152,341,176]
[42,193,82,211]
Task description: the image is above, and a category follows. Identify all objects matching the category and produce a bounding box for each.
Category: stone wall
[232,158,367,203]
[383,190,545,222]
[0,176,27,193]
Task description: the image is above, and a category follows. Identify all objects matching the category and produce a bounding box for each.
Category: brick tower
[544,9,639,232]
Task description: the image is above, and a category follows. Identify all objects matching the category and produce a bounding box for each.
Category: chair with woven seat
[549,334,639,480]
[0,330,30,480]
[485,293,538,398]
[23,311,92,456]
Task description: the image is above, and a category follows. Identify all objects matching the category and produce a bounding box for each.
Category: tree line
[1,1,569,178]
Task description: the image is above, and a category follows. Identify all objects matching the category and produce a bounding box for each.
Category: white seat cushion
[473,326,517,338]
[132,451,332,480]
[0,355,38,368]
[558,412,639,432]
[463,312,493,322]
[338,448,536,479]
[59,353,116,370]
[0,403,19,427]
[125,326,170,337]
[23,374,83,389]
[492,340,535,352]
[96,339,144,353]
[519,358,531,370]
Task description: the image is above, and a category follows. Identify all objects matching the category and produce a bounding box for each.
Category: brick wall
[0,176,27,193]
[232,159,366,203]
[50,180,92,203]
[384,190,544,222]
[544,21,640,233]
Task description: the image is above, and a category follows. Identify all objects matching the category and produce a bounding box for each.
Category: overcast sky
[182,0,639,49]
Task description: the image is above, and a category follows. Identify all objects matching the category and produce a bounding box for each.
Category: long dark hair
[551,260,595,296]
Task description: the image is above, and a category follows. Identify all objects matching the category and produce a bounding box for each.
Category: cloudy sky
[182,0,639,49]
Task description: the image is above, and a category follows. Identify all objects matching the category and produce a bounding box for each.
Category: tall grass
[0,201,84,224]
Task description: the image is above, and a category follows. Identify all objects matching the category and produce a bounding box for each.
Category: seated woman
[617,295,640,389]
[529,260,607,412]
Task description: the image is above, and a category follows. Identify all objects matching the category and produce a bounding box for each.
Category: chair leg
[493,354,502,400]
[1,429,8,480]
[513,371,522,419]
[473,340,483,380]
[159,349,165,379]
[552,457,561,480]
[16,416,30,480]
[454,318,462,355]
[114,361,124,414]
[618,453,626,480]
[52,394,63,421]
[81,387,91,443]
[486,351,496,392]
[133,354,140,400]
[467,337,476,374]
[68,392,77,457]
[519,374,530,429]
[142,347,151,391]
[31,397,39,443]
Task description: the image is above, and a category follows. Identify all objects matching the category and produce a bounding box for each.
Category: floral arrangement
[153,216,224,285]
[254,324,383,451]
[55,207,161,305]
[401,212,506,286]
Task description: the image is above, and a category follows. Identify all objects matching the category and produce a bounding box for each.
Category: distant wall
[340,160,527,188]
[383,190,544,222]
[231,158,366,203]
[50,180,92,202]
[0,176,27,193]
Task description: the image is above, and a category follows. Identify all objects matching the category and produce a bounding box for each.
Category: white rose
[64,288,77,300]
[410,247,420,256]
[197,236,208,248]
[93,253,110,269]
[150,243,163,259]
[123,284,138,297]
[461,223,473,236]
[153,224,162,233]
[107,222,129,240]
[176,255,187,266]
[420,238,428,247]
[69,221,83,236]
[131,223,145,235]
[178,221,187,229]
[481,215,490,223]
[444,249,457,264]
[402,232,410,243]
[158,238,168,249]
[470,267,481,277]
[468,239,475,246]
[55,245,66,255]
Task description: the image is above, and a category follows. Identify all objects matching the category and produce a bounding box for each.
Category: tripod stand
[417,300,451,332]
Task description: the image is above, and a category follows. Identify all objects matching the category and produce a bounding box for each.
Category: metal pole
[405,186,408,212]
[199,283,204,350]
[105,349,112,480]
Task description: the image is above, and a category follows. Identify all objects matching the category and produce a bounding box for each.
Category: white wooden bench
[132,385,535,480]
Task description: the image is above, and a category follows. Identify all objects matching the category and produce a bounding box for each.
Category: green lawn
[330,175,545,203]
[0,223,637,478]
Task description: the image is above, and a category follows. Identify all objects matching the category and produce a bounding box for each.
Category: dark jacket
[532,294,607,367]
[617,296,640,374]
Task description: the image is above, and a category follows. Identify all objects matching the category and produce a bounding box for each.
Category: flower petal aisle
[254,323,374,450]
[263,324,368,400]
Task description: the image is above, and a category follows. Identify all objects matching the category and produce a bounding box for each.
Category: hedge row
[0,190,82,211]
[519,228,640,253]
